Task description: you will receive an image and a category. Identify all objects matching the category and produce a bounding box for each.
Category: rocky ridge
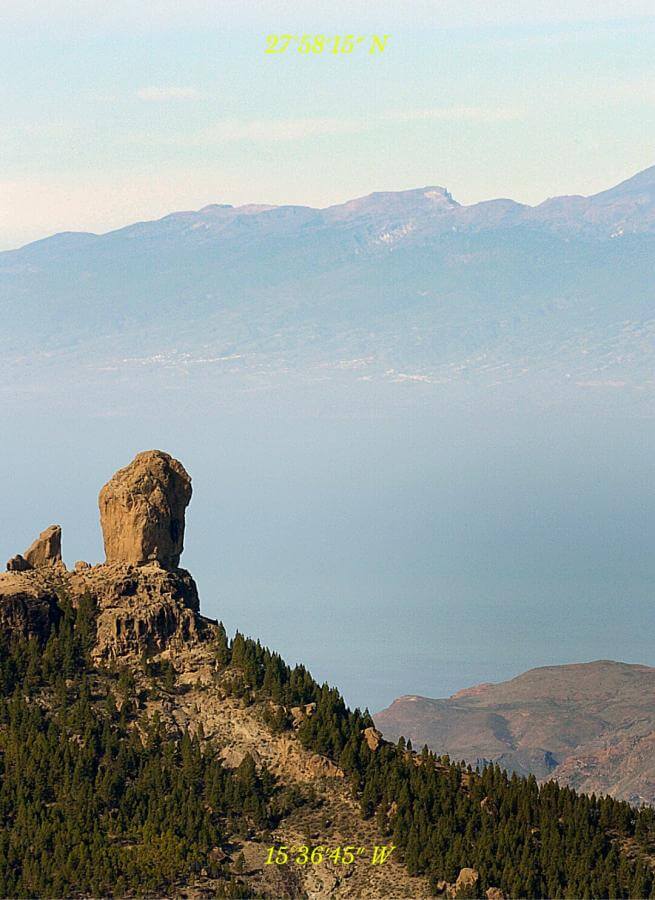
[375,661,655,807]
[0,450,447,899]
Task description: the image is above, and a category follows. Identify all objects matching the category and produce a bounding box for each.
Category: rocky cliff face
[0,573,61,640]
[76,563,201,661]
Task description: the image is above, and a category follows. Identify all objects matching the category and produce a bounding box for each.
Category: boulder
[363,726,383,751]
[98,450,192,568]
[453,868,479,898]
[23,525,62,567]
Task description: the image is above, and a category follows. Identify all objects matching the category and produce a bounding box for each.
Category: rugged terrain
[0,451,432,898]
[375,661,655,806]
[3,450,655,899]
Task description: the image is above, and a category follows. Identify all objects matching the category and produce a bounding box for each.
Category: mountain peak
[592,163,655,200]
[324,185,458,222]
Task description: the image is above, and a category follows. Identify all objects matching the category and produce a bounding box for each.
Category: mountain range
[3,166,655,410]
[375,660,655,806]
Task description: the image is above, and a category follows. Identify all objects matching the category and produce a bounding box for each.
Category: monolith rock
[98,450,192,568]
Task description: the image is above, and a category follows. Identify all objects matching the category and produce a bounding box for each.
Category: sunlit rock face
[98,450,192,569]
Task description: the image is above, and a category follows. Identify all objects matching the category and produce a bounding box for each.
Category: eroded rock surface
[69,563,201,661]
[6,555,32,572]
[0,562,201,661]
[2,452,199,659]
[24,524,62,567]
[99,450,192,568]
[0,571,61,640]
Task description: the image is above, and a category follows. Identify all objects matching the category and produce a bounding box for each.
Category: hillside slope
[375,661,655,805]
[2,451,655,898]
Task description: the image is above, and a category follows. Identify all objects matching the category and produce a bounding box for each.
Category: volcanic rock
[23,525,62,567]
[98,450,192,568]
[435,868,481,899]
[448,868,480,898]
[0,572,61,640]
[67,563,201,662]
[6,554,32,572]
[364,726,383,751]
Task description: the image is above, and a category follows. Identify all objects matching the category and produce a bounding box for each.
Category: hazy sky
[1,0,654,248]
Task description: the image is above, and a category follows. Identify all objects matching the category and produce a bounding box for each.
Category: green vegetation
[2,601,655,898]
[222,629,655,899]
[0,601,272,897]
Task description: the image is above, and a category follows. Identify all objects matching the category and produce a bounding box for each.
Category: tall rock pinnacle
[98,450,192,568]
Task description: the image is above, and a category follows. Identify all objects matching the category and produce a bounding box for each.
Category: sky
[1,0,654,248]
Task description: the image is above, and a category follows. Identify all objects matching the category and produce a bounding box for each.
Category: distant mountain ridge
[375,660,655,806]
[3,166,655,410]
[9,165,655,252]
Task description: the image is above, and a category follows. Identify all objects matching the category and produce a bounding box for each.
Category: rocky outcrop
[435,868,481,899]
[2,452,199,660]
[6,525,62,571]
[69,563,201,662]
[99,450,192,568]
[0,561,201,660]
[455,868,479,894]
[24,525,62,567]
[363,726,383,751]
[0,572,61,641]
[6,555,32,572]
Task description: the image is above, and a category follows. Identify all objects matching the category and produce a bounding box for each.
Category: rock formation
[6,525,62,571]
[1,451,200,659]
[24,524,62,567]
[363,725,383,751]
[6,555,32,572]
[435,867,483,899]
[98,450,192,568]
[0,574,61,640]
[72,563,201,662]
